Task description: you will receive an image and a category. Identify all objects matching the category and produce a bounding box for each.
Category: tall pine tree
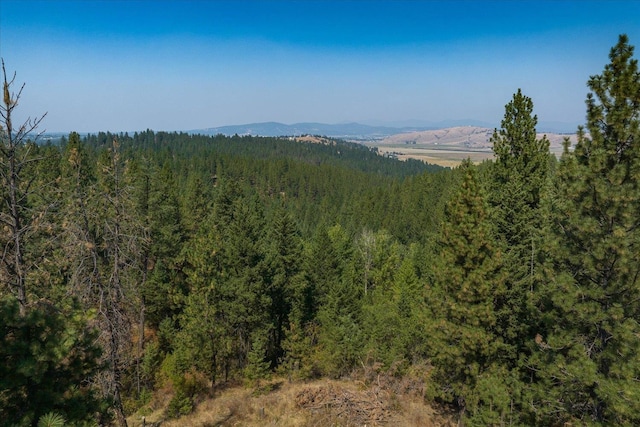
[531,35,640,425]
[265,208,304,368]
[427,159,510,425]
[489,90,551,396]
[490,88,550,285]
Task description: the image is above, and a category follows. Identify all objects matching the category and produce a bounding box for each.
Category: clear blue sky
[1,0,639,133]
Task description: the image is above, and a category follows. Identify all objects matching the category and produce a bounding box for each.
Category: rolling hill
[377,126,578,152]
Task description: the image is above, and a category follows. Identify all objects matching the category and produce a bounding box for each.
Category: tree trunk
[1,62,44,316]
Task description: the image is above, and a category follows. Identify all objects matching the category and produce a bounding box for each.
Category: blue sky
[1,0,639,133]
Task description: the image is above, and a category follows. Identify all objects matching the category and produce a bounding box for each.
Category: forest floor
[128,373,457,426]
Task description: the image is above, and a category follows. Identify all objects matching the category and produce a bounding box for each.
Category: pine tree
[489,90,551,392]
[302,224,341,323]
[180,174,212,238]
[58,138,145,427]
[490,88,549,284]
[427,159,510,425]
[391,248,428,362]
[130,160,186,323]
[264,208,304,367]
[177,208,226,389]
[316,224,364,377]
[179,183,270,384]
[0,297,107,426]
[244,333,271,386]
[531,34,640,425]
[58,132,99,303]
[358,230,411,366]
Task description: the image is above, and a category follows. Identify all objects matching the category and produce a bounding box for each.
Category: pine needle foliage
[427,159,510,425]
[0,297,106,426]
[531,34,640,425]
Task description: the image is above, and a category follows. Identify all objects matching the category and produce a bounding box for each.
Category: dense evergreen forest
[2,35,640,426]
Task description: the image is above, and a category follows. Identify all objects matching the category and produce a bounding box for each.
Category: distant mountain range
[192,120,580,139]
[192,122,424,139]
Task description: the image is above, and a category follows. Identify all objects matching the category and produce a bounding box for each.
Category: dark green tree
[0,297,107,426]
[490,88,550,281]
[302,224,341,322]
[131,160,185,325]
[489,90,551,386]
[244,333,271,386]
[530,35,640,425]
[264,208,304,367]
[315,224,364,377]
[178,183,271,385]
[427,159,511,425]
[279,224,339,380]
[389,247,428,363]
[359,230,419,367]
[179,174,212,238]
[176,209,226,390]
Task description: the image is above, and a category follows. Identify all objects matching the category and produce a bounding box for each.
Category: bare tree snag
[0,59,46,316]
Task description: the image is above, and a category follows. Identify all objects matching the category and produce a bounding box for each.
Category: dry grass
[127,375,456,427]
[366,126,572,167]
[373,145,495,167]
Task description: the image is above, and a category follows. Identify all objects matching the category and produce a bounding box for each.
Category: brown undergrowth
[127,366,456,427]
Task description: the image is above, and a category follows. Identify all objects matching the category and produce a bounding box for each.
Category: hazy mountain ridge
[192,121,580,141]
[192,122,429,139]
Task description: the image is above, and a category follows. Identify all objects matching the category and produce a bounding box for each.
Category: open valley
[364,126,578,166]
